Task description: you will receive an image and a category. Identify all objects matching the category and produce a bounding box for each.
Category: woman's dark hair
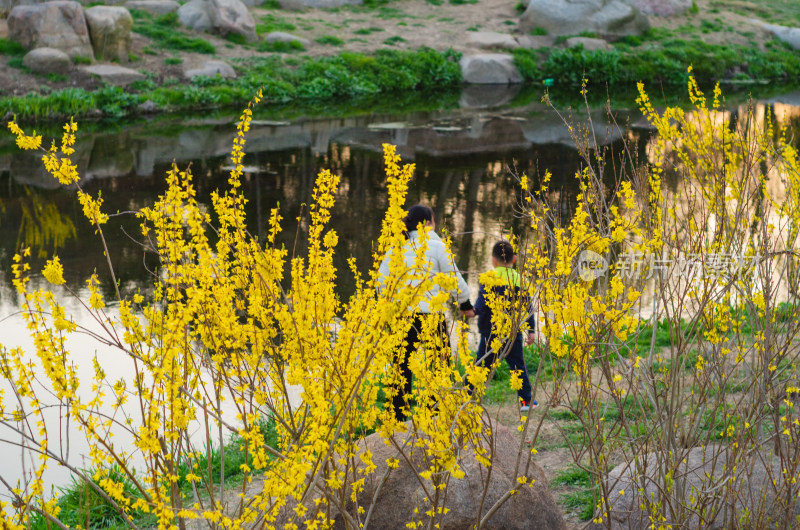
[404,205,434,237]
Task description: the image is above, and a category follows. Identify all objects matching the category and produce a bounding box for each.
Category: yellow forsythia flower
[42,256,65,285]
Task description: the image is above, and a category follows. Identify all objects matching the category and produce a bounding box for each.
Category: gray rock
[7,1,94,59]
[177,0,211,31]
[22,47,72,75]
[460,54,523,84]
[760,22,800,51]
[125,0,180,16]
[178,0,257,42]
[520,0,650,38]
[588,445,800,529]
[263,31,310,47]
[516,34,555,49]
[277,420,566,529]
[184,59,236,78]
[467,31,520,50]
[276,0,360,8]
[625,0,691,16]
[80,64,145,85]
[84,6,133,63]
[137,100,158,113]
[565,36,613,51]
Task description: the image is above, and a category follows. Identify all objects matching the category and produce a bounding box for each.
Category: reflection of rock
[520,0,649,38]
[521,111,624,147]
[11,137,93,189]
[587,445,800,530]
[8,1,94,58]
[22,47,72,75]
[459,83,521,109]
[86,134,134,179]
[460,54,523,84]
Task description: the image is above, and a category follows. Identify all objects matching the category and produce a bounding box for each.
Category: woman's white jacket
[378,229,471,314]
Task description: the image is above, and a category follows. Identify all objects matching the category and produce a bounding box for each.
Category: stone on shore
[263,31,310,47]
[22,47,72,75]
[8,1,94,59]
[125,0,180,16]
[184,59,236,78]
[468,31,520,50]
[80,64,145,85]
[565,36,613,51]
[84,6,133,63]
[178,0,257,42]
[520,0,650,38]
[460,53,523,84]
[759,21,800,50]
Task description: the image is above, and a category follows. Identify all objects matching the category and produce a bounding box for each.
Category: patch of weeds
[0,38,26,56]
[164,57,183,65]
[700,18,725,33]
[129,53,140,62]
[142,45,157,55]
[514,1,525,14]
[689,0,699,14]
[376,6,410,19]
[349,37,368,43]
[397,21,407,26]
[7,57,24,69]
[383,35,406,46]
[315,35,345,46]
[46,73,68,82]
[258,39,305,52]
[257,13,297,34]
[131,10,216,53]
[74,56,93,65]
[412,22,425,27]
[426,0,443,5]
[503,20,516,26]
[466,25,480,31]
[554,466,595,521]
[449,0,478,4]
[225,32,249,46]
[354,26,384,35]
[548,409,578,421]
[263,0,282,8]
[530,27,548,36]
[438,16,455,22]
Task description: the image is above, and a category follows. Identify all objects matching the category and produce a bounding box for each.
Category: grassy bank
[1,46,462,121]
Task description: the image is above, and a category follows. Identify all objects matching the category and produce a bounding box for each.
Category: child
[473,241,537,411]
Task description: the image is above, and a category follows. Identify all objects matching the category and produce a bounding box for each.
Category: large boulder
[22,47,72,74]
[625,0,691,16]
[460,54,523,84]
[760,22,800,51]
[7,1,94,59]
[520,0,649,38]
[177,0,257,42]
[588,445,800,529]
[84,6,133,63]
[125,0,180,16]
[275,420,566,529]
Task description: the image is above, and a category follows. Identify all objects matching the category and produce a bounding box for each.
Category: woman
[378,204,474,421]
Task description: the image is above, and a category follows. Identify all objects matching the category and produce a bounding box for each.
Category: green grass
[256,13,297,34]
[553,466,595,521]
[0,38,26,56]
[383,36,406,46]
[131,10,216,54]
[315,35,345,46]
[258,39,306,52]
[354,26,385,35]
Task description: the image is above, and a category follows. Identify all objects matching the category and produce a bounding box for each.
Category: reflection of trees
[1,134,633,303]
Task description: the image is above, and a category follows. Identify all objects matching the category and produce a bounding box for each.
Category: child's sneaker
[520,399,538,412]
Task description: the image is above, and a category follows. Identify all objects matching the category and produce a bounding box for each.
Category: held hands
[525,331,536,345]
[461,309,475,318]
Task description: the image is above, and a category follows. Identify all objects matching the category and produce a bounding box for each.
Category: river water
[2,84,800,491]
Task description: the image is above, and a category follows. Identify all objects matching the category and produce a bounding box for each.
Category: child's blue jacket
[474,266,536,337]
